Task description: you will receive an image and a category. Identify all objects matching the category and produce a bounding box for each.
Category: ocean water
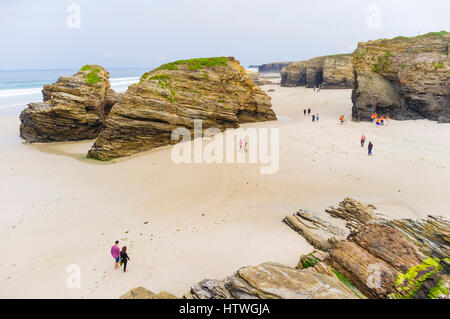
[0,68,149,116]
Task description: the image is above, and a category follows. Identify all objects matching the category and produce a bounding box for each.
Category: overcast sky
[1,0,449,70]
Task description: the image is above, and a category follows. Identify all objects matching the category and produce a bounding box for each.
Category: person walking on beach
[368,142,373,156]
[381,116,385,126]
[244,139,248,153]
[312,114,316,122]
[304,109,307,116]
[308,108,311,116]
[316,113,319,122]
[361,134,366,147]
[111,240,120,270]
[239,139,243,151]
[340,115,345,125]
[120,246,130,273]
[376,118,381,127]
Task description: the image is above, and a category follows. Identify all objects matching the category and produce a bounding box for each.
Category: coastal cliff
[280,54,353,88]
[258,62,293,73]
[352,31,449,122]
[87,57,276,160]
[19,65,119,142]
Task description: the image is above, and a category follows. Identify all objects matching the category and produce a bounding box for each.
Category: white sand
[0,86,449,298]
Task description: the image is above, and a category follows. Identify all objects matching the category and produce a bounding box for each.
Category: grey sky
[1,0,449,70]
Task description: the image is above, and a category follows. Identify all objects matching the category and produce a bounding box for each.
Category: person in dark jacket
[120,246,130,272]
[368,142,373,156]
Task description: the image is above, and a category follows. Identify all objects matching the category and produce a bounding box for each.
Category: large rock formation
[20,65,119,142]
[184,262,358,299]
[87,57,276,160]
[257,62,293,73]
[284,198,450,299]
[352,31,450,122]
[280,54,353,88]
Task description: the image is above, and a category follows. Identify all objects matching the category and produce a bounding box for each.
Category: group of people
[370,112,390,126]
[360,133,374,156]
[111,241,131,272]
[313,84,322,92]
[239,138,248,152]
[303,108,319,122]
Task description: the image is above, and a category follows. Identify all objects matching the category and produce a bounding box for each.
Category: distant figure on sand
[381,116,385,126]
[312,114,316,122]
[340,115,345,124]
[313,86,316,92]
[120,246,130,272]
[376,118,381,126]
[244,139,248,152]
[304,109,306,116]
[111,240,120,270]
[316,113,319,122]
[239,139,243,150]
[361,134,366,147]
[308,108,311,115]
[368,142,373,156]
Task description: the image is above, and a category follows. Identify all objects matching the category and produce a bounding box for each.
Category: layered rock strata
[351,31,450,122]
[20,65,119,142]
[280,54,353,88]
[88,57,276,160]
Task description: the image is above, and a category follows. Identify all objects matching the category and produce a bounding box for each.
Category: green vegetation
[372,50,391,72]
[434,62,444,69]
[148,74,176,103]
[427,279,449,299]
[158,57,229,71]
[79,65,103,85]
[389,257,444,299]
[331,269,363,299]
[301,253,320,269]
[217,99,225,103]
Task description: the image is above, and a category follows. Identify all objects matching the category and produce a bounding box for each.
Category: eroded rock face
[87,57,276,160]
[280,54,353,88]
[20,65,119,142]
[284,198,450,299]
[352,32,450,122]
[184,262,357,299]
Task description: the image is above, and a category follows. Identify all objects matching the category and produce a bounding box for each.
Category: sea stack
[280,54,353,88]
[19,65,119,142]
[87,57,276,160]
[352,31,449,122]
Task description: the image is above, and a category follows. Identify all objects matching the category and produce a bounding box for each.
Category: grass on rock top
[79,65,103,85]
[157,57,230,71]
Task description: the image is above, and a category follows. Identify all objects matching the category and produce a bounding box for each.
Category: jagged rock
[385,215,450,260]
[120,287,178,299]
[284,198,450,299]
[185,262,357,299]
[325,197,380,230]
[352,31,450,122]
[258,62,293,73]
[349,224,423,272]
[20,65,119,142]
[87,57,276,160]
[283,209,348,250]
[280,54,353,88]
[298,250,329,269]
[325,240,398,299]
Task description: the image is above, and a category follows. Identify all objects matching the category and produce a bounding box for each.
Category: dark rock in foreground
[284,197,450,299]
[20,65,119,142]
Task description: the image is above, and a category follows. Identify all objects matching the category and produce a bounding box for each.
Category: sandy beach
[1,85,449,299]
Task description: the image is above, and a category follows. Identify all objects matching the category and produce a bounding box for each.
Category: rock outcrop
[20,65,119,142]
[284,198,450,299]
[246,70,272,86]
[280,54,353,88]
[351,31,450,122]
[184,262,358,299]
[87,57,276,160]
[120,287,177,299]
[258,62,293,73]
